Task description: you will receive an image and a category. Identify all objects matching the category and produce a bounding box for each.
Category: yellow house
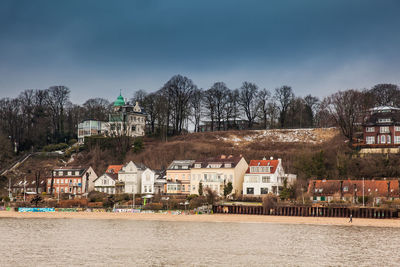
[190,155,248,196]
[166,160,195,195]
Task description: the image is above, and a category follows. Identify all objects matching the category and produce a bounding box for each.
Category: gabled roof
[193,155,243,168]
[94,173,118,182]
[246,159,280,174]
[106,165,123,174]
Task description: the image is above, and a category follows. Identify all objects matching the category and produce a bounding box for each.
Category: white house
[189,155,248,196]
[141,168,156,194]
[243,157,296,196]
[118,161,146,194]
[93,173,118,194]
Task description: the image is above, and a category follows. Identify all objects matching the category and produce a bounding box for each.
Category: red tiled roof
[308,179,400,197]
[106,165,123,174]
[246,160,279,174]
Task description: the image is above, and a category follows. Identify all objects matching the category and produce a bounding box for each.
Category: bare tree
[209,82,229,131]
[190,88,203,132]
[257,88,271,129]
[224,89,240,130]
[368,84,400,107]
[238,81,259,128]
[161,75,196,135]
[46,86,70,142]
[325,89,363,143]
[83,98,110,121]
[274,85,294,128]
[203,88,217,131]
[304,94,319,127]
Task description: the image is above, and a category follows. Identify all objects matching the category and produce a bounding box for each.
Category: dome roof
[114,94,125,107]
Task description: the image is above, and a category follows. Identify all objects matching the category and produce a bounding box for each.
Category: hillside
[73,127,343,177]
[4,127,400,196]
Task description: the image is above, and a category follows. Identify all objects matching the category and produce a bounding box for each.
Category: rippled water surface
[1,218,399,266]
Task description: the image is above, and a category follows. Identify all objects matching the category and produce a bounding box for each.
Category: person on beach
[349,214,352,223]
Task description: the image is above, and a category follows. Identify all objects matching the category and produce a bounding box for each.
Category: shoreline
[1,211,400,228]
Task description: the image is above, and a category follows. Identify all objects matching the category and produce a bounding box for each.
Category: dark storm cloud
[0,0,400,102]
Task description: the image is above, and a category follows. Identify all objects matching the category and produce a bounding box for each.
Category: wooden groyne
[212,205,399,219]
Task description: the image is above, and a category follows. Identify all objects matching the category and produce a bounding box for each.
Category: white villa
[118,161,146,194]
[190,155,248,196]
[141,168,156,194]
[243,157,296,196]
[93,173,118,194]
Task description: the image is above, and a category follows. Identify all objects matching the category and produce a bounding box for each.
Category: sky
[1,0,400,104]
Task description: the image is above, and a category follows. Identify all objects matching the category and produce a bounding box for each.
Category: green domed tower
[114,93,125,107]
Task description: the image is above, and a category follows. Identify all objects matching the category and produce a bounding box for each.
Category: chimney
[228,154,233,159]
[262,156,266,160]
[220,155,226,159]
[270,156,274,160]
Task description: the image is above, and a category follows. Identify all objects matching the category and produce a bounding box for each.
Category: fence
[213,205,399,219]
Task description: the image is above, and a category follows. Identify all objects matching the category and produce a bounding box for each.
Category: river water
[0,218,399,266]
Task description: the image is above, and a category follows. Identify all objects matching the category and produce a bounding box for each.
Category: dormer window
[195,164,201,168]
[366,127,375,132]
[378,118,391,123]
[225,163,231,168]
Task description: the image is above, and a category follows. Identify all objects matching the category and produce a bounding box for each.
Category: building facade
[141,168,156,195]
[108,94,147,138]
[189,155,248,196]
[77,120,108,144]
[243,157,296,196]
[363,106,400,146]
[118,161,146,194]
[166,160,195,195]
[93,173,118,194]
[47,166,98,197]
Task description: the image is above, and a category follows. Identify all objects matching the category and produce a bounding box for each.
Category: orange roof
[246,159,279,174]
[106,165,123,174]
[308,179,400,197]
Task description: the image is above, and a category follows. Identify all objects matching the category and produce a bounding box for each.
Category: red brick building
[47,166,97,197]
[363,106,400,146]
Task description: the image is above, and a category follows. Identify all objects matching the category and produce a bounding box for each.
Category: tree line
[0,75,399,153]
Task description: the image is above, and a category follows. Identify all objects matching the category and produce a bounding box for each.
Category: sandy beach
[1,211,399,228]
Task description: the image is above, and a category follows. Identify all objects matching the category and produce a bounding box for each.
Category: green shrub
[42,143,68,152]
[68,139,77,146]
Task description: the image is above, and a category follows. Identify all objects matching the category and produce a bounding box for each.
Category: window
[343,186,348,192]
[262,176,271,183]
[75,171,79,176]
[387,135,391,144]
[260,188,268,194]
[394,136,400,144]
[131,125,136,131]
[182,185,185,191]
[195,164,201,168]
[381,135,386,144]
[366,127,375,132]
[225,163,231,168]
[248,176,258,183]
[246,187,254,195]
[380,126,389,133]
[146,173,150,181]
[366,136,375,144]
